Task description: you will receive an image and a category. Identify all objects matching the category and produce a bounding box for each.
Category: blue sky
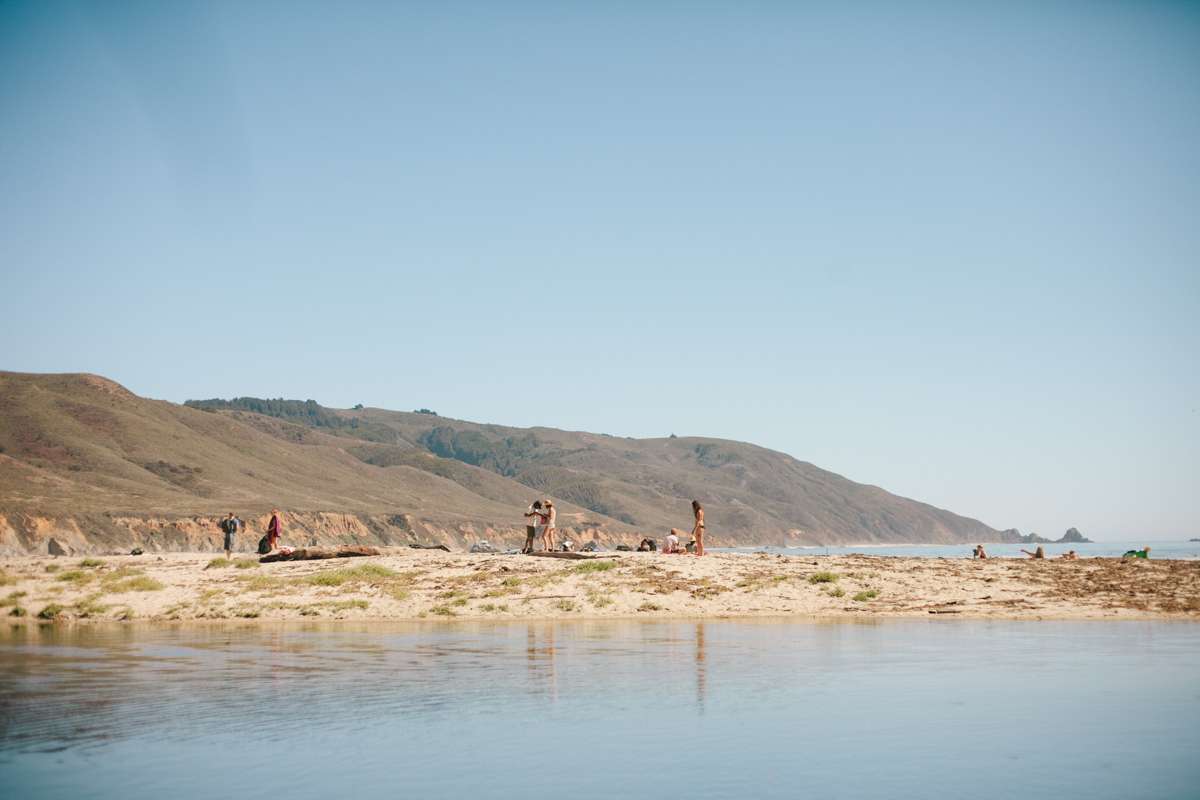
[1,1,1197,541]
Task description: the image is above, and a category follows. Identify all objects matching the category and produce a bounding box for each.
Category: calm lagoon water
[1,620,1198,799]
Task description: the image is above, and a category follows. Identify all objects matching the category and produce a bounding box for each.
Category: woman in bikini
[691,500,705,556]
[541,501,556,553]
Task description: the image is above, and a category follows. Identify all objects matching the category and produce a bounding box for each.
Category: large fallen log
[525,551,596,560]
[261,545,381,563]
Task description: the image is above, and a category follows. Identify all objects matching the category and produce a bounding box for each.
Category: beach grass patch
[773,575,788,582]
[245,576,281,591]
[451,597,469,607]
[481,603,495,611]
[44,564,60,573]
[437,589,464,599]
[573,561,618,574]
[74,594,109,617]
[853,590,879,602]
[300,563,397,587]
[556,599,575,611]
[300,607,320,616]
[388,587,411,601]
[235,607,261,618]
[809,572,839,584]
[108,576,165,593]
[502,576,522,587]
[0,591,28,607]
[79,558,106,568]
[592,595,613,608]
[324,599,369,611]
[56,570,92,585]
[11,606,27,617]
[37,603,63,620]
[497,604,508,611]
[117,606,135,620]
[100,567,145,584]
[234,560,260,569]
[827,587,845,597]
[691,584,730,600]
[206,558,233,569]
[430,605,456,617]
[0,569,16,586]
[637,601,662,612]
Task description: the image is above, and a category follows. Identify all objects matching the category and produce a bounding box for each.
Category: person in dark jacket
[220,512,241,559]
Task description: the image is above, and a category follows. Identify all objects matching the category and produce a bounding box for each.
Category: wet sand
[3,549,1198,623]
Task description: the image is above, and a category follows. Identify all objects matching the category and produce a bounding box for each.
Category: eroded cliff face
[0,508,748,555]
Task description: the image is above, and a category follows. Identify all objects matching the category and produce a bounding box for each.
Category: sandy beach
[3,549,1198,623]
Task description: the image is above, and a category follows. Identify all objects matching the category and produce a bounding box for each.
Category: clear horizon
[1,1,1197,542]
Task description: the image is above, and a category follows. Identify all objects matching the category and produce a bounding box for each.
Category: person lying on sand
[1061,550,1081,559]
[1021,547,1046,559]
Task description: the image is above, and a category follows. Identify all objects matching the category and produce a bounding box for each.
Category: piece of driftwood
[409,543,451,552]
[526,551,594,560]
[260,545,381,563]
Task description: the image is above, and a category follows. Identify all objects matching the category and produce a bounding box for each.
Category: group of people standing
[522,500,557,553]
[218,510,282,557]
[523,499,706,555]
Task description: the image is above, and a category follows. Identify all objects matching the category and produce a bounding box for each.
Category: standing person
[541,501,556,553]
[691,500,706,556]
[267,509,282,551]
[522,501,544,554]
[220,512,241,560]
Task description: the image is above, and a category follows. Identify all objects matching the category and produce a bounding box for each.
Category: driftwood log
[260,545,381,563]
[525,551,596,560]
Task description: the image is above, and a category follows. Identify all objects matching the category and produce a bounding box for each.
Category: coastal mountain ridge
[0,371,1024,555]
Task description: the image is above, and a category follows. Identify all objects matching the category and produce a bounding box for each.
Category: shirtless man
[522,501,543,554]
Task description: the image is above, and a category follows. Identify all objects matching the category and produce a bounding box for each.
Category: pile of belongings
[469,540,501,554]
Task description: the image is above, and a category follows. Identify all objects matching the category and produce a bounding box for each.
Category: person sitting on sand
[1061,550,1080,559]
[1021,546,1045,559]
[662,529,681,554]
[973,545,988,559]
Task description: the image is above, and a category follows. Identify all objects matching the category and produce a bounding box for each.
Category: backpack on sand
[257,535,271,555]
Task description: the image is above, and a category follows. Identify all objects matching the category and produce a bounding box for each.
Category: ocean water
[1,620,1197,800]
[718,540,1200,560]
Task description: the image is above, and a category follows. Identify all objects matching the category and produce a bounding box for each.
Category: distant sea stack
[1057,528,1091,544]
[998,528,1092,545]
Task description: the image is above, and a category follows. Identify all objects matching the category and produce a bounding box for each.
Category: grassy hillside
[0,371,1004,553]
